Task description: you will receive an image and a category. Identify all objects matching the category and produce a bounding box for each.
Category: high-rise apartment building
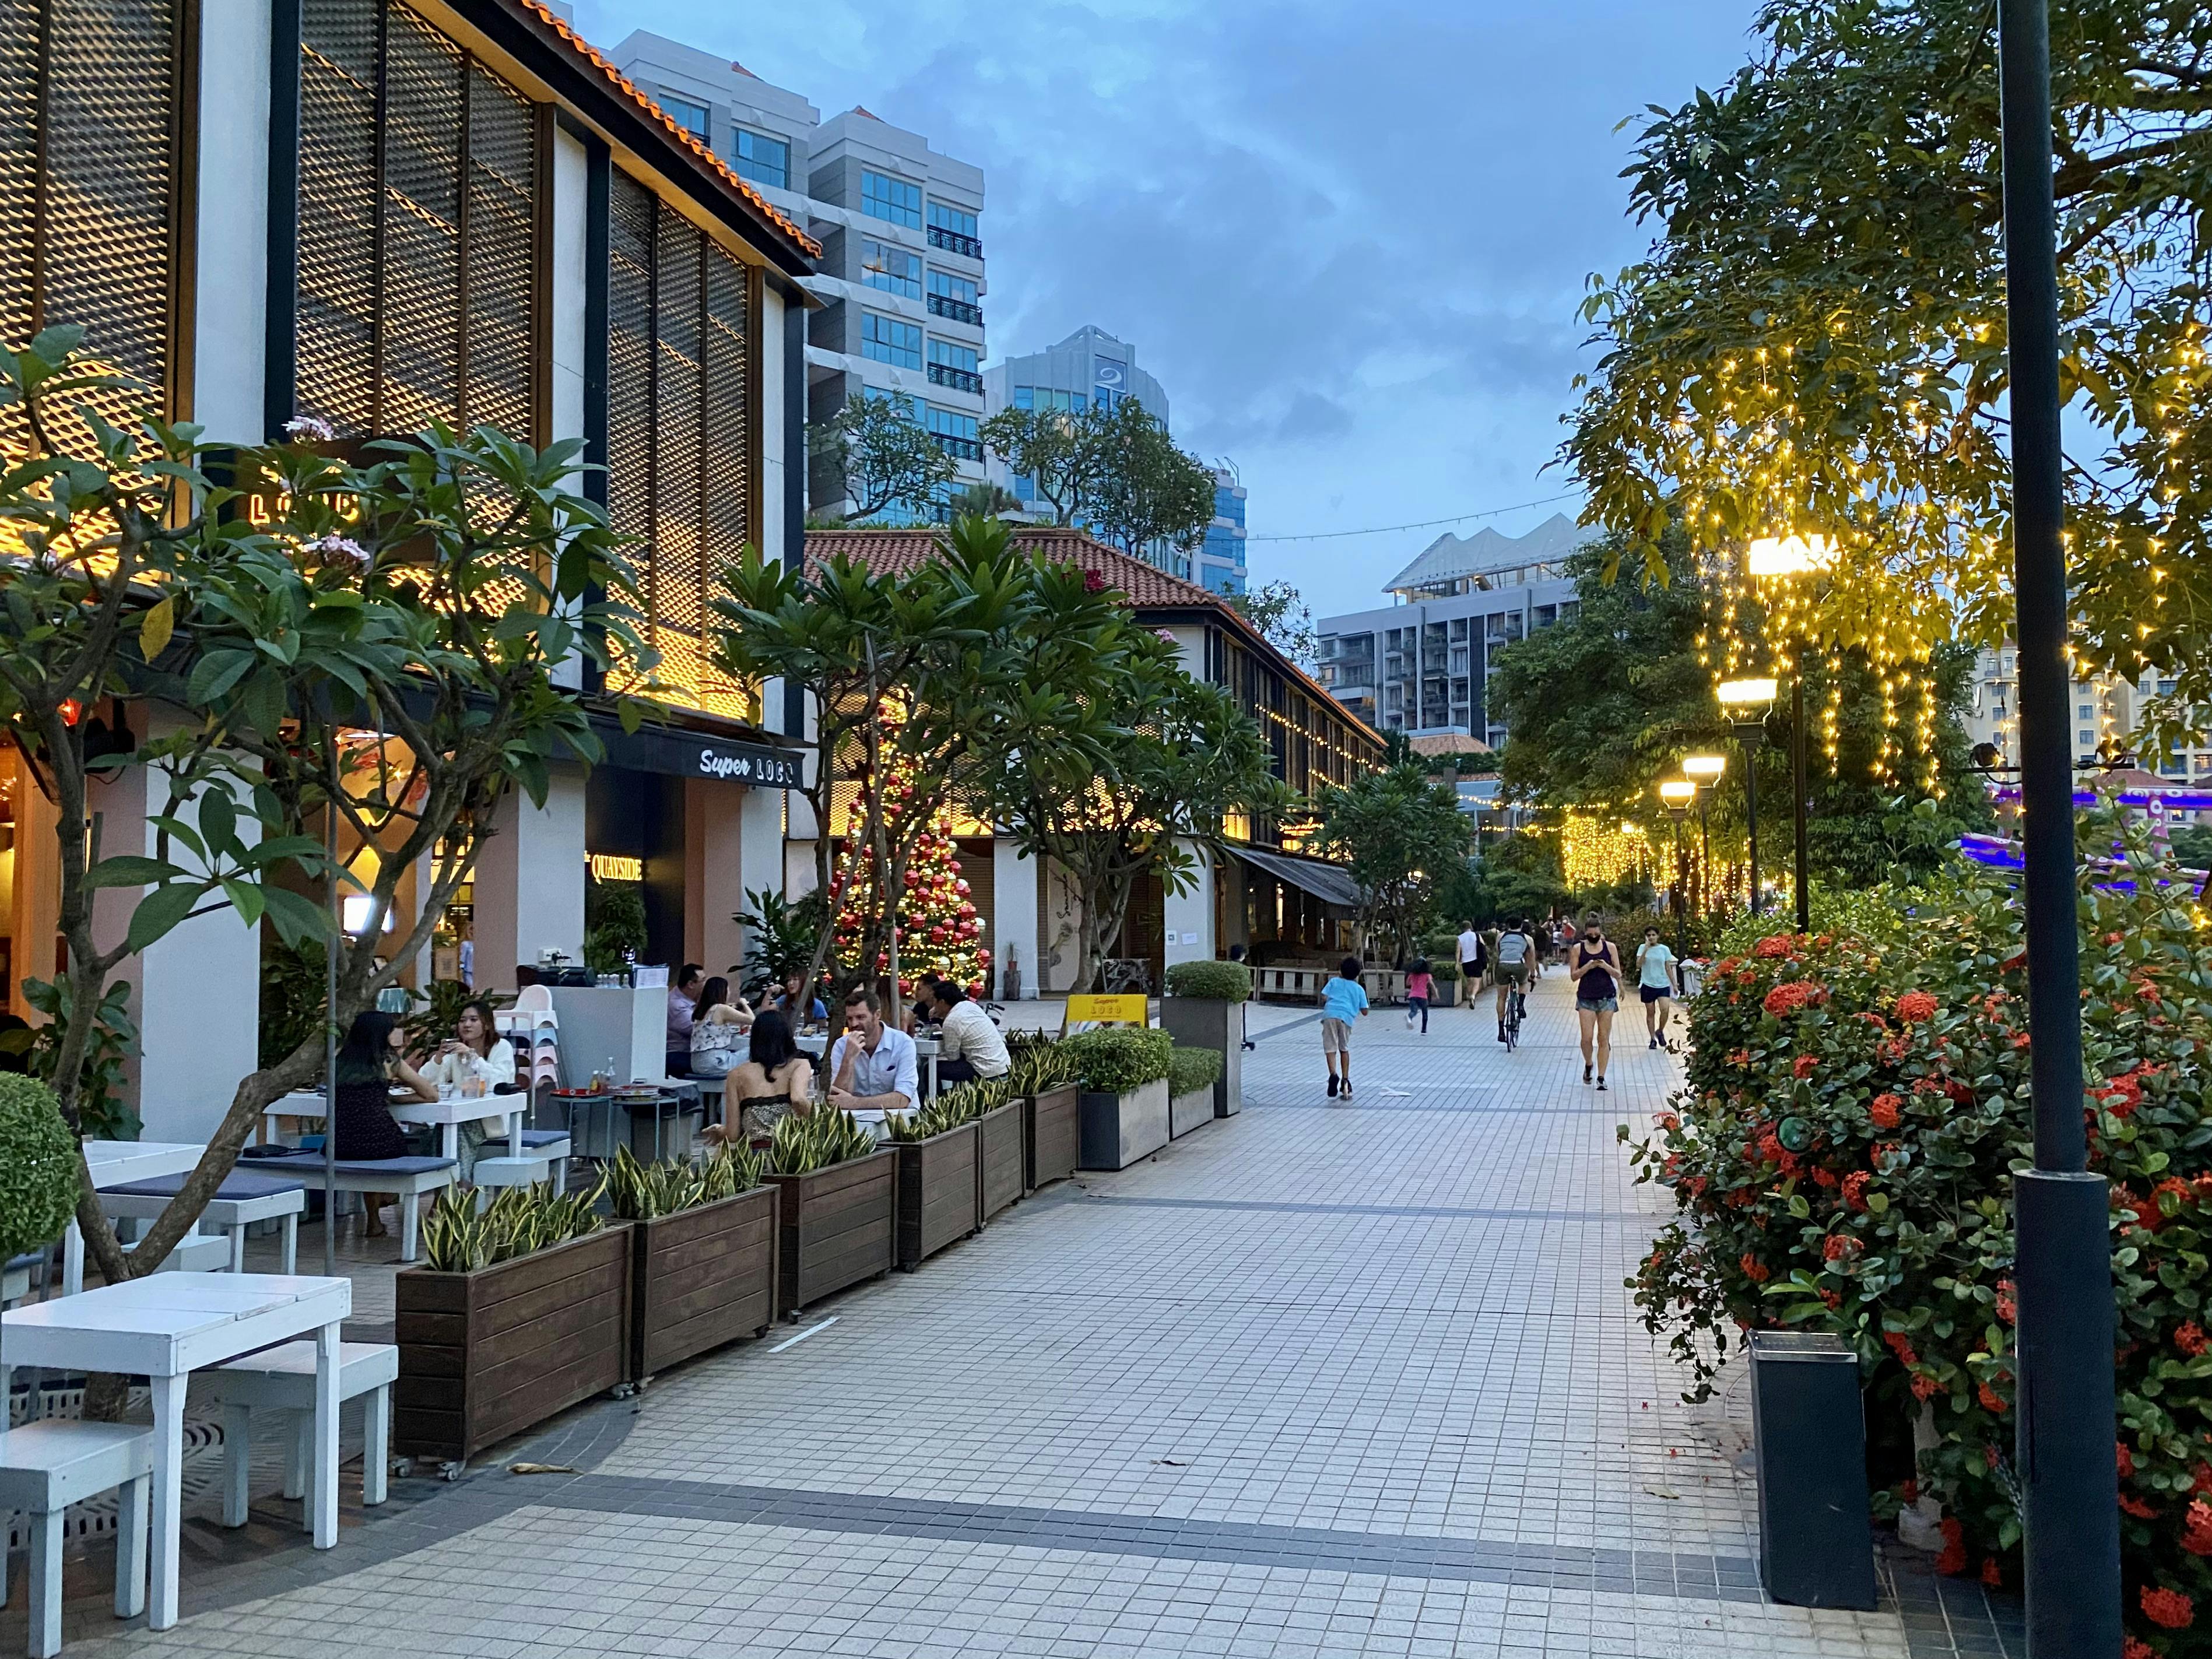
[1199,463,1249,597]
[1315,515,1590,740]
[611,33,988,520]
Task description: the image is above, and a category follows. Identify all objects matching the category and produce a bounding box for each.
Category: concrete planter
[1169,1088,1214,1139]
[1077,1077,1170,1171]
[1431,978,1460,1008]
[1023,1085,1081,1190]
[1160,997,1243,1117]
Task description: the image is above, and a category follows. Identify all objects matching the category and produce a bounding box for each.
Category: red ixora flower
[1896,990,1939,1023]
[1978,1382,2009,1414]
[1753,934,1794,959]
[2186,1500,2212,1557]
[1869,1094,1903,1130]
[1842,1172,1873,1213]
[2124,1638,2157,1659]
[2121,1493,2160,1519]
[1793,1054,1817,1078]
[1981,1558,2002,1589]
[1763,981,1818,1018]
[2118,1440,2136,1479]
[2142,1586,2196,1631]
[1739,1253,1770,1284]
[1883,1330,1919,1368]
[2178,1321,2208,1358]
[1936,1517,1967,1576]
[1823,1232,1859,1263]
[1911,1372,1940,1401]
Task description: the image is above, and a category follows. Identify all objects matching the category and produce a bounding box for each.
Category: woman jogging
[1568,916,1623,1090]
[1634,926,1680,1052]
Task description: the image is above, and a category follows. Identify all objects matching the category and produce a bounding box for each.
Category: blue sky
[575,0,1764,616]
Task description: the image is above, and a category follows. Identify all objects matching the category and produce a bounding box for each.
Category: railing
[930,434,984,462]
[928,362,983,394]
[928,294,984,326]
[927,225,983,259]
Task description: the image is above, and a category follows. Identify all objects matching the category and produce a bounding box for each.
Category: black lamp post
[1660,779,1695,959]
[1682,753,1726,919]
[1716,679,1778,915]
[1997,0,2120,1644]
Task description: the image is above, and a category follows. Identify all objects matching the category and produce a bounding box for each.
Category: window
[925,404,982,461]
[927,268,981,324]
[1012,385,1083,414]
[731,128,788,189]
[859,238,921,299]
[929,269,978,302]
[927,201,978,241]
[658,91,711,139]
[2078,704,2095,720]
[2080,730,2095,748]
[861,169,922,227]
[927,338,981,393]
[928,339,978,374]
[861,311,923,370]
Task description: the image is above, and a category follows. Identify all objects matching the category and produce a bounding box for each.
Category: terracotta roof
[515,0,821,260]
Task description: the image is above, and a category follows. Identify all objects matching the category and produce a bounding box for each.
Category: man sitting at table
[928,979,1008,1087]
[827,986,921,1115]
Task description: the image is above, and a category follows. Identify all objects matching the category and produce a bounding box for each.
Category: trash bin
[1749,1330,1879,1609]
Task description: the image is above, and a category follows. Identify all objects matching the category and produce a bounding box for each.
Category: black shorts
[1640,985,1670,1004]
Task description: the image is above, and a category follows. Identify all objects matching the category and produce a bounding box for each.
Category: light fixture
[1746,532,1836,577]
[341,895,393,935]
[1659,779,1697,807]
[1716,677,1779,711]
[1682,753,1728,783]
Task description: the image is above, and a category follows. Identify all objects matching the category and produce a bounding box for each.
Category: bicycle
[1502,984,1527,1052]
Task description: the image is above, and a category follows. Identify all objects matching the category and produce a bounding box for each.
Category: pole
[1698,793,1711,917]
[1997,0,2119,1646]
[1672,814,1687,960]
[1741,729,1762,916]
[1792,676,1811,933]
[322,807,338,1278]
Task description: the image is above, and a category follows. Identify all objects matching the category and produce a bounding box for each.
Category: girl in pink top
[1404,959,1434,1034]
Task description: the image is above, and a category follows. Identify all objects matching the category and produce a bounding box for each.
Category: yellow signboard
[1063,993,1149,1033]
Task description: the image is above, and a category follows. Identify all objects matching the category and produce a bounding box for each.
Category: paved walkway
[27,978,2014,1657]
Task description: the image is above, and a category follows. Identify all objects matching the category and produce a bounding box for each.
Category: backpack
[1497,931,1529,966]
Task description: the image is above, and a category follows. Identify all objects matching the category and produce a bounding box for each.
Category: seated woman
[705,1008,813,1146]
[419,999,516,1178]
[766,968,828,1028]
[332,1010,437,1239]
[687,975,753,1078]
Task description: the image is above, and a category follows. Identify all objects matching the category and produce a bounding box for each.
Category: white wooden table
[799,1033,941,1100]
[268,1089,524,1160]
[66,1143,207,1296]
[1,1273,351,1630]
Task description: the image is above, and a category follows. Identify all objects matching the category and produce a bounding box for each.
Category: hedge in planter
[1626,824,2212,1651]
[395,1178,628,1463]
[1065,1027,1173,1169]
[883,1098,981,1268]
[1163,960,1252,1002]
[609,1144,778,1379]
[1168,1046,1224,1138]
[1009,1039,1081,1190]
[765,1107,896,1316]
[1162,961,1248,1117]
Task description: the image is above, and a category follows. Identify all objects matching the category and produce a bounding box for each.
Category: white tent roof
[1383,512,1597,593]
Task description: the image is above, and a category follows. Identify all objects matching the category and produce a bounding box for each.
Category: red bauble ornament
[956,902,976,919]
[928,925,947,944]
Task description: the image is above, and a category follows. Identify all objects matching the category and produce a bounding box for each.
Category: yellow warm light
[1682,753,1728,783]
[1717,677,1779,709]
[1659,779,1697,806]
[1746,532,1836,577]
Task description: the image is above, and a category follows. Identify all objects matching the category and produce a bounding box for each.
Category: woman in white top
[686,975,753,1077]
[419,1000,515,1178]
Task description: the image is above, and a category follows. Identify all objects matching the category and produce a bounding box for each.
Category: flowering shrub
[1629,823,2212,1651]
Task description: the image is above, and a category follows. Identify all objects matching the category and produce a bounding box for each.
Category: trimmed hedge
[1063,1027,1173,1094]
[1430,961,1463,983]
[1168,1046,1224,1098]
[0,1074,77,1260]
[1163,960,1252,1002]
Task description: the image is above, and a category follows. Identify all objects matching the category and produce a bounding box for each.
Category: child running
[1403,958,1433,1034]
[1322,955,1370,1099]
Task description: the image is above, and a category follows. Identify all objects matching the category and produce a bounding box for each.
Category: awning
[589,710,804,789]
[1229,845,1364,909]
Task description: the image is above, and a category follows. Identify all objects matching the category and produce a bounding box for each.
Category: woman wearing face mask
[1567,916,1623,1092]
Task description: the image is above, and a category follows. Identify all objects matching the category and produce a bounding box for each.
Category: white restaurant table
[266,1089,525,1161]
[64,1141,208,1296]
[797,1032,942,1100]
[1,1273,350,1629]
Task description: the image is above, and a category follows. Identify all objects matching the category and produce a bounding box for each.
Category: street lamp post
[1747,536,1831,934]
[1660,779,1696,959]
[1996,0,2120,1644]
[1716,680,1778,915]
[1683,753,1726,917]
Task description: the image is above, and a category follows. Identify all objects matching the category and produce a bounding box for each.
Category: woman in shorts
[1567,918,1623,1091]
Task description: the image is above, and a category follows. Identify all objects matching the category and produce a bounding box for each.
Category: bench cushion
[252,1151,456,1178]
[103,1169,308,1200]
[508,1129,569,1148]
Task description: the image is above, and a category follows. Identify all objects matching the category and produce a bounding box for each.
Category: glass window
[925,405,979,442]
[859,238,921,299]
[928,339,978,374]
[1013,385,1033,410]
[860,311,923,370]
[658,91,710,139]
[927,200,978,240]
[731,128,788,189]
[1016,386,1083,414]
[927,269,978,307]
[861,169,922,228]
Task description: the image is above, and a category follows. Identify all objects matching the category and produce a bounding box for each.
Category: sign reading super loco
[594,716,805,790]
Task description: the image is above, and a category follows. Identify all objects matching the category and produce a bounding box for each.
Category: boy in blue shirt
[1321,955,1370,1099]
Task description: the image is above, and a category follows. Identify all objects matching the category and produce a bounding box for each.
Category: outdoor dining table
[64,1141,208,1296]
[0,1272,351,1630]
[796,1032,942,1099]
[266,1088,527,1161]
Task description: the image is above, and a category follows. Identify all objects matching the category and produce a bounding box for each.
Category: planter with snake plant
[608,1143,778,1381]
[762,1106,897,1317]
[1007,1039,1082,1192]
[881,1099,981,1270]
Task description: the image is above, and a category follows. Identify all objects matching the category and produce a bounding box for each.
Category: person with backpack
[1492,919,1536,1042]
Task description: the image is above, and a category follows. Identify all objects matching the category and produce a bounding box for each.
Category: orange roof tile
[515,0,820,260]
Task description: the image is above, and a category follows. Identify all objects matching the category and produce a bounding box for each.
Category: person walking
[1403,958,1433,1034]
[1492,918,1536,1042]
[1568,918,1623,1090]
[1456,920,1483,996]
[1321,956,1370,1099]
[1634,925,1680,1052]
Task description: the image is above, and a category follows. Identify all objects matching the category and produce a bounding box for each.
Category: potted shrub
[1064,1027,1173,1171]
[882,1101,981,1270]
[608,1144,778,1382]
[394,1179,629,1465]
[1168,1046,1224,1139]
[1009,1039,1081,1191]
[1430,959,1461,1008]
[1160,959,1249,1117]
[763,1108,896,1317]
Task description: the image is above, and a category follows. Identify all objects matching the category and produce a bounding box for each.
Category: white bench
[244,1153,457,1263]
[99,1169,306,1275]
[203,1341,396,1530]
[0,1421,151,1658]
[120,1233,231,1275]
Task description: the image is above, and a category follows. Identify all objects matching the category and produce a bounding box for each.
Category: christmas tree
[827,712,991,999]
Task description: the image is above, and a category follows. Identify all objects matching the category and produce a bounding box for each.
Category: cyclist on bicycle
[1493,918,1537,1044]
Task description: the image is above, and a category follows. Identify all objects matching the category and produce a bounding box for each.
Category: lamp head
[1716,676,1779,712]
[1659,779,1697,807]
[1681,753,1727,784]
[1746,532,1835,578]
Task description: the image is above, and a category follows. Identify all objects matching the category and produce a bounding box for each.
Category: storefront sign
[587,852,643,883]
[593,715,803,790]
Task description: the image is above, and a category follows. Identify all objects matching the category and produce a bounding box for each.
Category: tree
[1562,0,2212,750]
[945,480,1024,521]
[1311,762,1474,964]
[1230,581,1318,668]
[978,405,1104,526]
[0,328,640,1310]
[810,392,957,522]
[1089,398,1218,564]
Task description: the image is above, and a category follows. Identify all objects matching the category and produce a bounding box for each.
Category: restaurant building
[0,0,813,1137]
[802,529,1386,992]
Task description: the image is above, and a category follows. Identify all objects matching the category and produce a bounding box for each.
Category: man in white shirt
[1456,922,1483,992]
[928,980,1009,1084]
[827,987,921,1114]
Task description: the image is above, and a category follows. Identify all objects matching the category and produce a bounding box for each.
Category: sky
[572,0,1765,617]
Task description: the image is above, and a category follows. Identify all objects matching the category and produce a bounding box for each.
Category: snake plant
[420,1172,609,1273]
[606,1143,764,1221]
[768,1105,876,1174]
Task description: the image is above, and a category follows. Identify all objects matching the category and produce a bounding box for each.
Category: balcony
[931,433,984,462]
[928,294,984,327]
[928,362,983,395]
[927,225,983,259]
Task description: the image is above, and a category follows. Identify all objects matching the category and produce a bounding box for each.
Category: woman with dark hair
[421,999,515,1177]
[333,1010,436,1238]
[705,1008,814,1145]
[687,975,752,1077]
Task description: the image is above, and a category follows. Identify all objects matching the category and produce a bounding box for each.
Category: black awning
[1229,845,1364,909]
[591,710,803,789]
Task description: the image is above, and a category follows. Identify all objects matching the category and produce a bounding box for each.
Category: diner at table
[330,1012,436,1239]
[764,967,829,1028]
[926,979,1009,1085]
[826,986,919,1116]
[686,975,753,1078]
[416,998,516,1177]
[704,1008,815,1145]
[666,962,705,1077]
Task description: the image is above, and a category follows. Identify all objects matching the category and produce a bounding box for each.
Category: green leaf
[124,882,204,954]
[82,854,182,890]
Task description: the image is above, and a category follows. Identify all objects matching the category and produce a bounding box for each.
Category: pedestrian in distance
[1634,925,1680,1052]
[1230,943,1256,1051]
[1403,958,1433,1034]
[1456,920,1483,991]
[1568,916,1623,1091]
[1321,955,1369,1099]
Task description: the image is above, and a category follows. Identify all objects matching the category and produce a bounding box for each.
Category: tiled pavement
[17,978,2025,1657]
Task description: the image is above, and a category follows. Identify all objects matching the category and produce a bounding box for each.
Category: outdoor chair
[244,1152,457,1262]
[203,1341,396,1530]
[0,1420,152,1657]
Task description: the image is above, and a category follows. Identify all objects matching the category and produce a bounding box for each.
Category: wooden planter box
[1024,1085,1080,1191]
[765,1148,897,1316]
[1078,1076,1171,1171]
[894,1122,979,1269]
[630,1185,780,1380]
[1170,1087,1215,1139]
[394,1224,631,1464]
[976,1099,1025,1219]
[1160,997,1244,1117]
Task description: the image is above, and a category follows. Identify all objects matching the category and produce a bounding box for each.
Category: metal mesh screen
[296,0,379,432]
[465,68,535,438]
[380,3,462,434]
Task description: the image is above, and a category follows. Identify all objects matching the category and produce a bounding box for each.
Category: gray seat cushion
[104,1169,307,1200]
[253,1151,456,1177]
